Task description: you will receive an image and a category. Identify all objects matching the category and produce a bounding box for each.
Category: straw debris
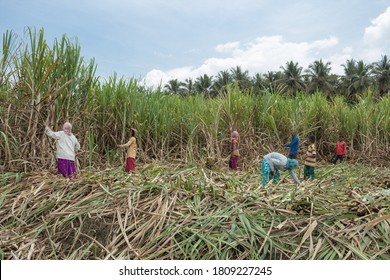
[0,163,389,260]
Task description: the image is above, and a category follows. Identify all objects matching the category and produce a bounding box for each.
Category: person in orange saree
[117,128,137,173]
[229,130,240,170]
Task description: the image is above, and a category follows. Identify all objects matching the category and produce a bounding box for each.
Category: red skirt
[125,157,135,173]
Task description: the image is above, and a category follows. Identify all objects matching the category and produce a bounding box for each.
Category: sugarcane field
[0,29,389,260]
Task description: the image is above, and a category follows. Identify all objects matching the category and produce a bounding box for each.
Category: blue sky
[1,0,390,87]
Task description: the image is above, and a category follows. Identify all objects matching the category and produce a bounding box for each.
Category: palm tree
[279,61,305,95]
[262,71,285,94]
[182,78,195,96]
[340,59,373,101]
[251,73,265,95]
[195,74,215,97]
[305,59,336,96]
[263,71,283,89]
[164,79,183,95]
[372,55,390,97]
[214,70,232,95]
[230,66,251,91]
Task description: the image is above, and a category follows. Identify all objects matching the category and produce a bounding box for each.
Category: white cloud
[360,47,384,63]
[142,4,390,89]
[327,53,353,75]
[215,41,240,52]
[143,35,340,88]
[359,6,390,63]
[143,69,170,89]
[364,7,390,44]
[310,37,339,49]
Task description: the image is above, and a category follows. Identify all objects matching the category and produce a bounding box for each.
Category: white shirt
[264,152,300,185]
[45,127,80,161]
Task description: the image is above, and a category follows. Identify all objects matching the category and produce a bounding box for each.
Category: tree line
[163,57,390,102]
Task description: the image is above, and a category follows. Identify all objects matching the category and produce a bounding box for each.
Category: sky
[1,0,390,88]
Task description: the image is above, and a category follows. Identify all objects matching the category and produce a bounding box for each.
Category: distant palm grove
[1,28,389,170]
[164,58,390,102]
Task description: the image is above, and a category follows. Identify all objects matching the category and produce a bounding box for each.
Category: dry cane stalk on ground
[0,162,389,260]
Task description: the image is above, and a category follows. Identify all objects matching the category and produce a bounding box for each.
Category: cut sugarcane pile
[1,162,389,260]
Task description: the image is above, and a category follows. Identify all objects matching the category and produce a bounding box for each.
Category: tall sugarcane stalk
[1,28,389,170]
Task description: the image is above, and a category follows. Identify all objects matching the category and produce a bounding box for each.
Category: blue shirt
[284,134,299,156]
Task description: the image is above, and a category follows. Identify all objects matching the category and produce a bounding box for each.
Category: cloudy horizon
[1,0,390,88]
[143,4,390,88]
